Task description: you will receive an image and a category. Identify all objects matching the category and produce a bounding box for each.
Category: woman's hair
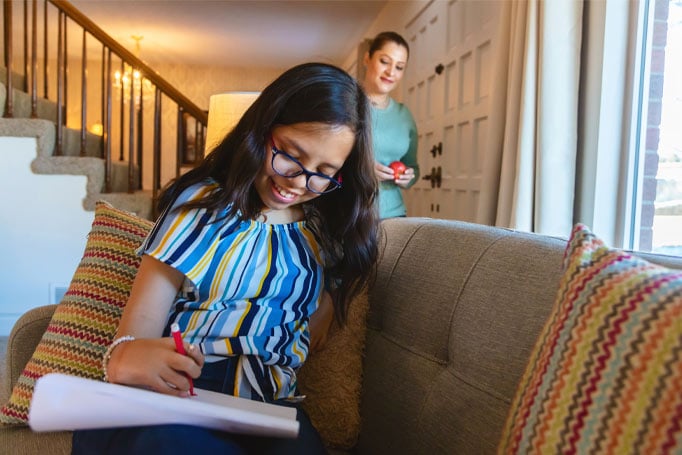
[157,62,379,323]
[368,31,410,58]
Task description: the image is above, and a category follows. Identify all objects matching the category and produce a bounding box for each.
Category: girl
[363,31,419,219]
[72,62,379,454]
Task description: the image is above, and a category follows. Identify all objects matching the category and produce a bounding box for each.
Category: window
[636,0,682,255]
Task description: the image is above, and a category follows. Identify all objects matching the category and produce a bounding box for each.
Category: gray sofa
[2,217,681,454]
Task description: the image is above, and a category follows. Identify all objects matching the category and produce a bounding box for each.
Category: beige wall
[100,62,284,189]
[20,55,284,189]
[137,63,284,189]
[153,63,283,110]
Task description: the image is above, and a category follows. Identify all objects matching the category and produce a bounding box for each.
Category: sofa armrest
[1,305,57,403]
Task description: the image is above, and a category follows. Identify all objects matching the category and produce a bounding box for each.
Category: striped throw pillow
[498,224,682,454]
[0,201,153,425]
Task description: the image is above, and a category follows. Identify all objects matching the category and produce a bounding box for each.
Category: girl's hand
[106,337,204,397]
[309,291,334,353]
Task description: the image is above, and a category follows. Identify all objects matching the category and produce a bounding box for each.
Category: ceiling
[69,0,389,69]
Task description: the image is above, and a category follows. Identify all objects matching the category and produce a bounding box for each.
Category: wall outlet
[49,283,69,304]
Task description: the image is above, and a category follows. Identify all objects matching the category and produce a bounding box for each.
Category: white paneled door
[403,0,500,221]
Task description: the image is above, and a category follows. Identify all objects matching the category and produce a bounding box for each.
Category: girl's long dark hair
[157,62,379,323]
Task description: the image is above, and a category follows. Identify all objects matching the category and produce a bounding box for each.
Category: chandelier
[113,35,153,107]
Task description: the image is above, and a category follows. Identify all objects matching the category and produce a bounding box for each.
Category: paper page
[28,373,299,438]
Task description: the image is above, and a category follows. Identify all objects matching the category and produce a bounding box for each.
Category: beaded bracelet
[102,335,135,382]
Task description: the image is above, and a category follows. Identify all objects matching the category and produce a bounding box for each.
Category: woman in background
[363,31,419,219]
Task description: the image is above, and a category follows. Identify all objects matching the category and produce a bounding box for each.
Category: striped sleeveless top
[139,181,324,401]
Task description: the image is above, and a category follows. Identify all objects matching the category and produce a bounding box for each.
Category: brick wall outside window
[639,0,670,251]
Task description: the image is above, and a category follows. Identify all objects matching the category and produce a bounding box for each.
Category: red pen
[171,322,196,396]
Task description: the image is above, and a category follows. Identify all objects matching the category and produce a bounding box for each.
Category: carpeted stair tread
[1,70,58,123]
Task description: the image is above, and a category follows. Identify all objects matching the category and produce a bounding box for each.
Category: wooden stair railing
[2,0,207,201]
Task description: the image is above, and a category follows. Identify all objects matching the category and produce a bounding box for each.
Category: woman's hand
[394,167,415,188]
[106,337,204,397]
[375,161,396,182]
[375,161,415,187]
[309,291,334,353]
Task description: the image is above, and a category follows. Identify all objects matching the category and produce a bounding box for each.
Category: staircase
[1,67,154,219]
[0,0,211,336]
[1,0,209,221]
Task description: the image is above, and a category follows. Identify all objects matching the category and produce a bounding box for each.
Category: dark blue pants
[72,360,326,454]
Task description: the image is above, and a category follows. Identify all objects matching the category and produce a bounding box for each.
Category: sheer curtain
[476,0,583,237]
[477,0,646,245]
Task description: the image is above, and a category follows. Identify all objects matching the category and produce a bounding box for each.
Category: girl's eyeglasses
[270,144,342,194]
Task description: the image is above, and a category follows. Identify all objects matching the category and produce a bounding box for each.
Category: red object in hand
[389,161,407,179]
[171,323,196,396]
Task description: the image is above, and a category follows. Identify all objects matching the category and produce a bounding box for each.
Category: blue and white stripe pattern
[139,181,324,400]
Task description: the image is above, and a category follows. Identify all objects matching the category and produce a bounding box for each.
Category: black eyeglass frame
[270,144,342,194]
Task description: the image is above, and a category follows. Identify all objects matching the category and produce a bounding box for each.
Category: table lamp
[204,91,260,153]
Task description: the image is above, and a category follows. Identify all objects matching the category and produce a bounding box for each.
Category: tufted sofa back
[356,217,682,454]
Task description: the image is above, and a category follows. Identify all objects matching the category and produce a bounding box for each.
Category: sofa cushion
[498,224,682,454]
[0,201,153,425]
[298,288,369,450]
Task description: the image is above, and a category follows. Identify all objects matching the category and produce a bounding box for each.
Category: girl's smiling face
[255,122,354,212]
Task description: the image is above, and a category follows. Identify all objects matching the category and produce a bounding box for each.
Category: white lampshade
[205,91,260,153]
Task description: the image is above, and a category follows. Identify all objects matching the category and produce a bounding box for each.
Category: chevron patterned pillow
[0,201,153,425]
[498,224,682,454]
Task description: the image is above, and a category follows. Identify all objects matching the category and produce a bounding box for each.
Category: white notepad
[28,373,299,438]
